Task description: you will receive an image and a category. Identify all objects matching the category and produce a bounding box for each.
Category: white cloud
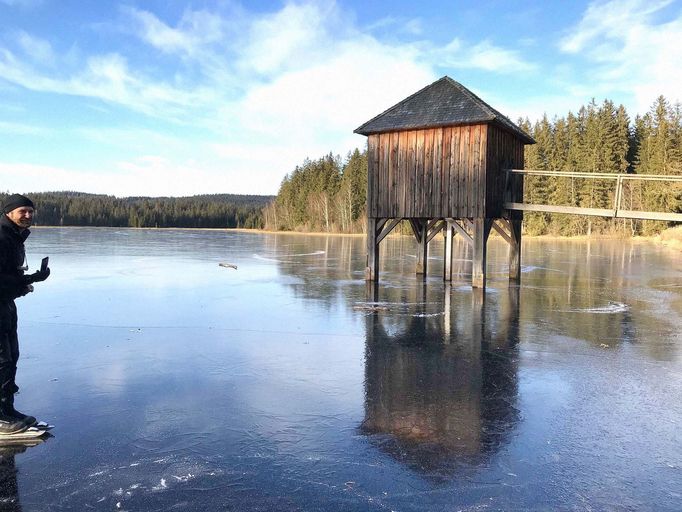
[16,31,53,62]
[0,48,216,120]
[559,0,682,111]
[125,7,226,56]
[0,0,544,196]
[430,38,535,73]
[238,1,340,76]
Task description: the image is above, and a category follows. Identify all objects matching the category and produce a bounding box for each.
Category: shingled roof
[354,76,535,144]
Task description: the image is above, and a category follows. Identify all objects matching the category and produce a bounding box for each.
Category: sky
[1,0,681,198]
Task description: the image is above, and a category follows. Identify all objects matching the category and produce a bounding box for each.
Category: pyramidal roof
[354,76,534,144]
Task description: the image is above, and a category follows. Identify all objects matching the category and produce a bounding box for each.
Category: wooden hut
[354,76,535,287]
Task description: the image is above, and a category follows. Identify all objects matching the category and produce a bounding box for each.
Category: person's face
[6,206,34,229]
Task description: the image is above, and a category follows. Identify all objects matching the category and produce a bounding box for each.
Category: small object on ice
[219,262,238,270]
[353,304,390,312]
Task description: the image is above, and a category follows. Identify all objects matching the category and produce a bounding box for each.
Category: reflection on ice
[361,288,520,476]
[565,302,630,314]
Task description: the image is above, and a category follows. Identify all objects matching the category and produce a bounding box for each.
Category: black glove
[25,267,50,284]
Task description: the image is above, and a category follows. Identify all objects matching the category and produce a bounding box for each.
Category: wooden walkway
[504,169,682,223]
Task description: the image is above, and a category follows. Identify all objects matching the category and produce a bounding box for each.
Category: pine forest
[0,192,272,229]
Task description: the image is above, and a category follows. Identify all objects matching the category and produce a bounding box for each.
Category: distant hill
[0,191,273,229]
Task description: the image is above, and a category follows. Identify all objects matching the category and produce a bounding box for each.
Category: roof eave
[355,119,535,144]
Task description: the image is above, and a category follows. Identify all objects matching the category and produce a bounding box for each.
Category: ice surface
[2,228,680,511]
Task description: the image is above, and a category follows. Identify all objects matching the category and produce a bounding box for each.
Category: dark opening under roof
[354,76,534,144]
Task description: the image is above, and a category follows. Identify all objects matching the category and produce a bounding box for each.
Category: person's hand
[18,284,34,297]
[25,267,50,283]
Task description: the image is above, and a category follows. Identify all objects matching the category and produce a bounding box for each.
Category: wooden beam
[409,219,422,243]
[505,202,682,223]
[377,218,402,244]
[616,210,682,222]
[506,169,682,182]
[427,220,445,243]
[376,218,387,234]
[505,202,615,217]
[450,219,474,247]
[492,220,513,245]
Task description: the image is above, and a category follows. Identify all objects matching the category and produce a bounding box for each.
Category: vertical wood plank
[379,133,389,218]
[424,129,434,217]
[438,126,452,217]
[415,130,425,217]
[367,135,377,218]
[398,131,408,217]
[461,126,471,217]
[459,127,469,219]
[450,127,460,218]
[389,131,399,218]
[407,130,417,218]
[478,124,487,218]
[433,128,443,217]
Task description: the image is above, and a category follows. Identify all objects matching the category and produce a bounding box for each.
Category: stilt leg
[509,218,522,282]
[444,220,453,281]
[472,218,492,289]
[365,217,379,282]
[415,220,428,278]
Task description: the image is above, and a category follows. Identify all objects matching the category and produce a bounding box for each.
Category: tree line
[262,149,367,233]
[0,192,272,229]
[264,95,681,235]
[519,95,681,236]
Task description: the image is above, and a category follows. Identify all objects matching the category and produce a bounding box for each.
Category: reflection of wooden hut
[354,76,534,287]
[361,288,520,470]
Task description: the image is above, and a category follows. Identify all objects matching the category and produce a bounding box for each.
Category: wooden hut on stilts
[354,76,535,288]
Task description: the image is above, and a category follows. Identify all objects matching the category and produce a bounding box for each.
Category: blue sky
[1,0,680,197]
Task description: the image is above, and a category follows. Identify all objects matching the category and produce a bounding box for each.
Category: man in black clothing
[0,194,50,434]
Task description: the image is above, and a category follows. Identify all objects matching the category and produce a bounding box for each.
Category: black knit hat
[2,194,34,214]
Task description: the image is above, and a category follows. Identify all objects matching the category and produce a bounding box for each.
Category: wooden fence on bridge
[504,169,682,223]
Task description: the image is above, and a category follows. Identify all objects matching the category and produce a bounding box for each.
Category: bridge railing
[503,169,682,223]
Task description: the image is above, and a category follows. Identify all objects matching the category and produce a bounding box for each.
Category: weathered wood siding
[367,124,525,219]
[485,125,525,218]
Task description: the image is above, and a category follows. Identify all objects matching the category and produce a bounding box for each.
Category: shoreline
[31,225,682,250]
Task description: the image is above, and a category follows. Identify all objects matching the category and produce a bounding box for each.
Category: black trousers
[0,301,19,399]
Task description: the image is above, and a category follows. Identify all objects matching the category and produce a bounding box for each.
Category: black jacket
[0,215,30,302]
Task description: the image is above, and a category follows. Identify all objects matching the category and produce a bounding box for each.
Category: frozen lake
[2,227,681,511]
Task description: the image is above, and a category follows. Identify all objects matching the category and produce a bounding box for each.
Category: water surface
[2,228,681,511]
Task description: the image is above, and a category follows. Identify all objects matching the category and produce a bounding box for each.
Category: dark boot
[0,407,27,435]
[3,395,36,427]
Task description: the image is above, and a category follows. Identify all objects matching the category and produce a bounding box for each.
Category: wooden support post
[444,219,453,281]
[415,219,428,276]
[444,282,451,342]
[365,217,379,282]
[366,280,379,302]
[509,218,522,282]
[472,218,492,289]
